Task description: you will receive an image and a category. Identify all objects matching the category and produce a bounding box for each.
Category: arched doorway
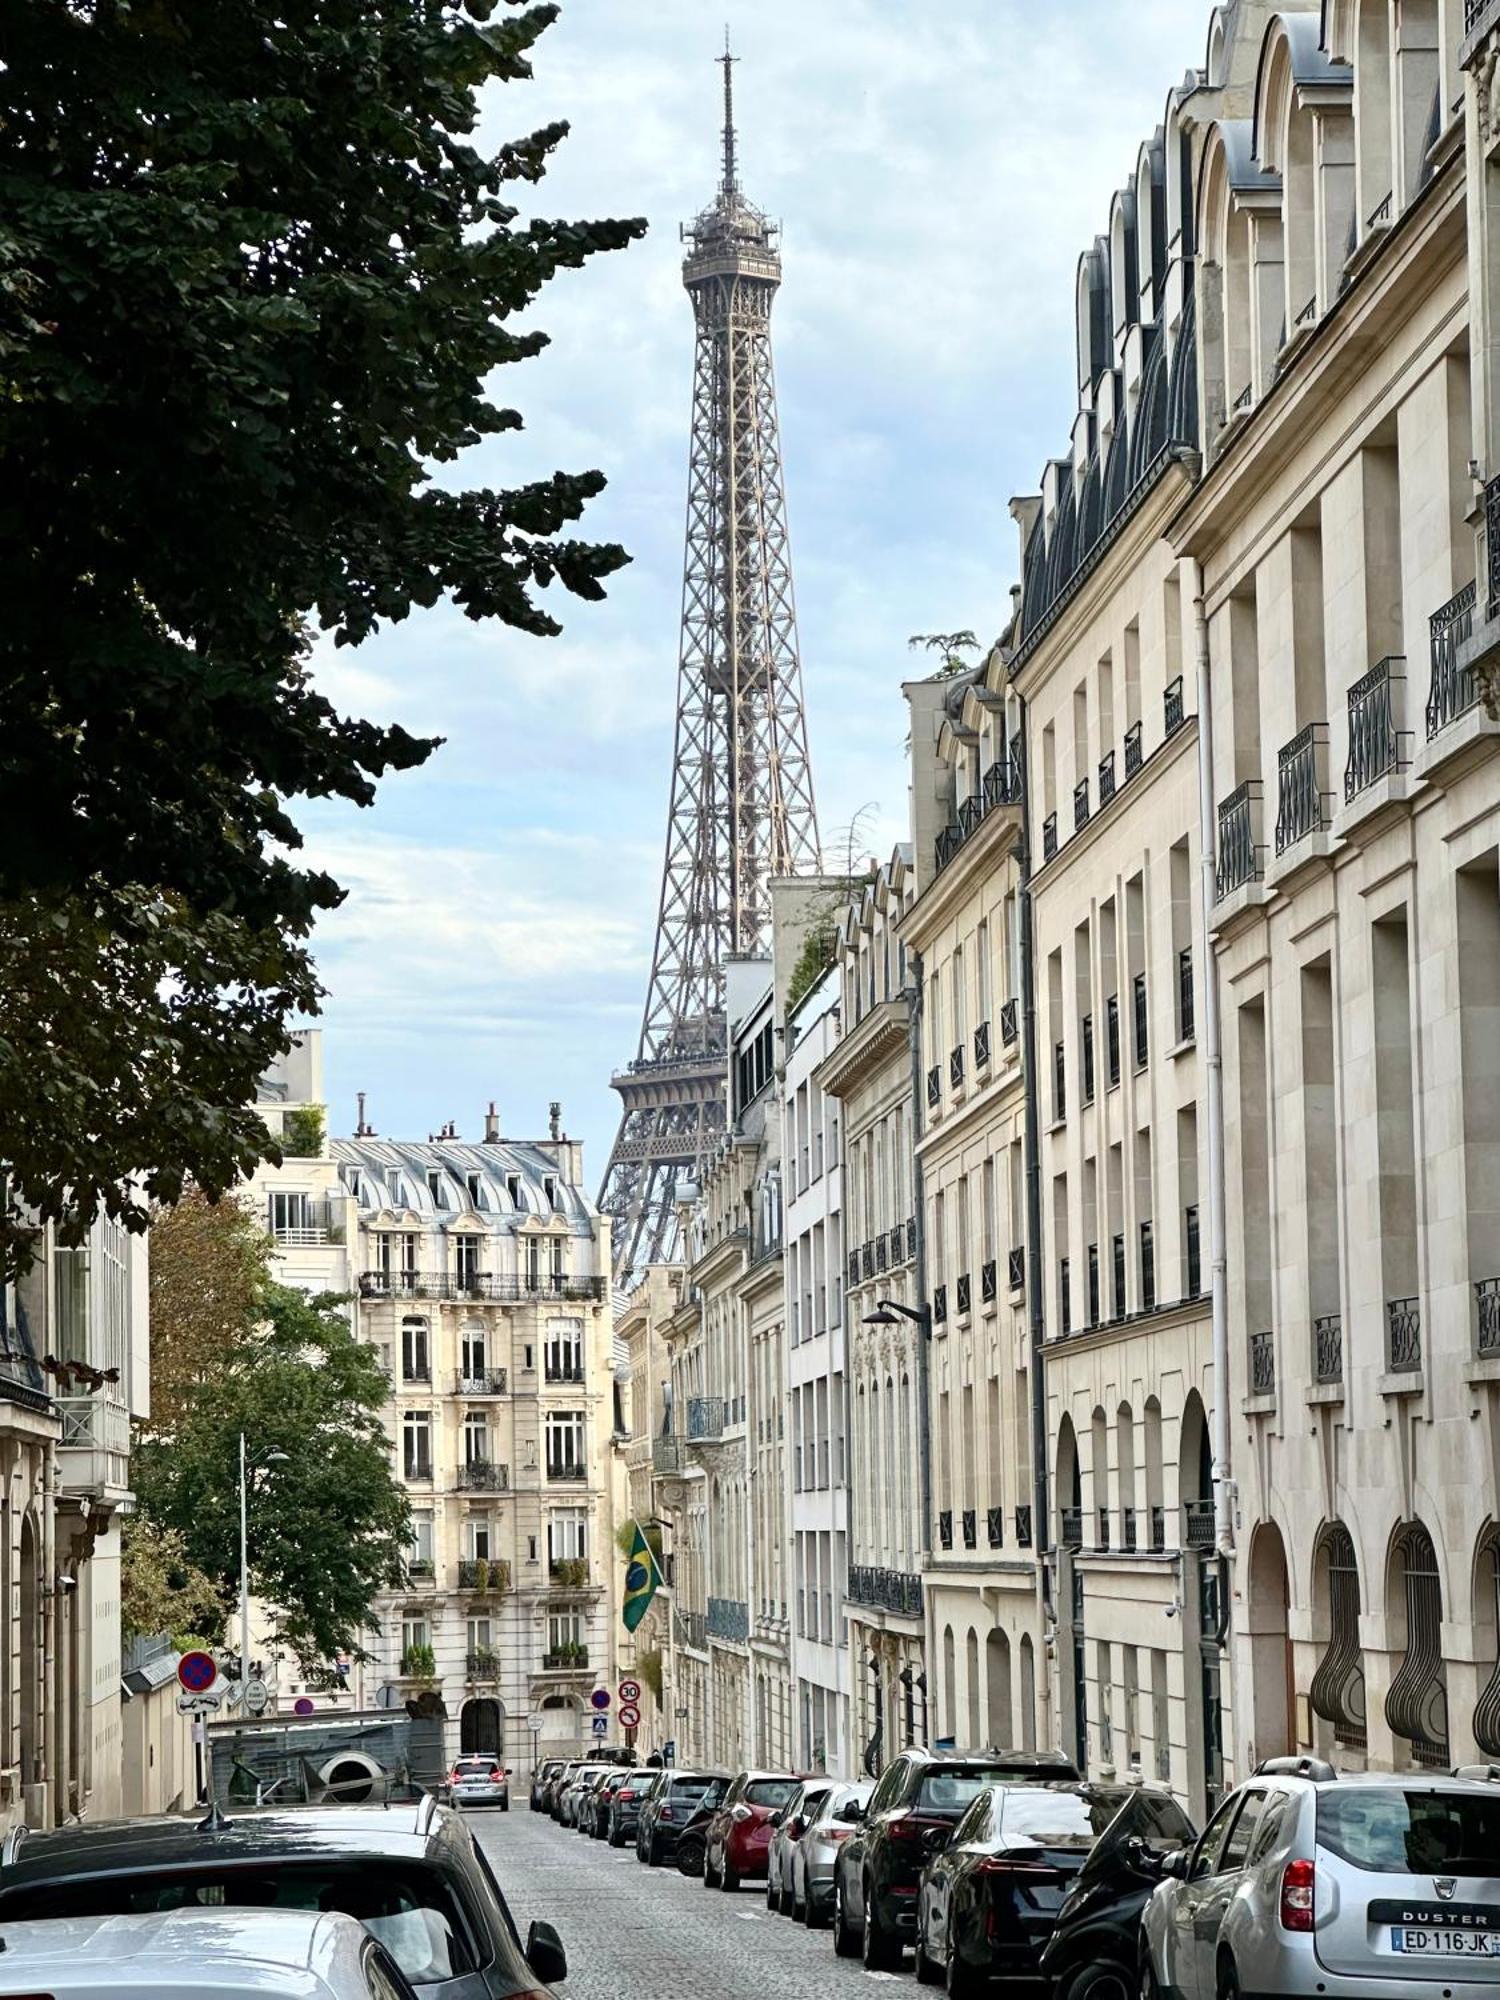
[1310,1520,1366,1751]
[986,1630,1012,1748]
[1246,1521,1292,1761]
[19,1512,38,1786]
[965,1630,980,1745]
[461,1697,503,1758]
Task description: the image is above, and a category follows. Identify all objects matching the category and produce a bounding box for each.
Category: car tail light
[660,1806,674,1821]
[886,1812,925,1841]
[828,1826,853,1841]
[1280,1857,1316,1932]
[491,1771,505,1784]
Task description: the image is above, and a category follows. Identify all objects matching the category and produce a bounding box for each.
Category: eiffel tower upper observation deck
[599,47,821,1288]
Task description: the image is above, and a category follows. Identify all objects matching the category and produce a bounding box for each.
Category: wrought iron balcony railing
[1043,813,1058,862]
[1106,994,1120,1087]
[1060,1506,1083,1551]
[1164,676,1185,736]
[457,1558,511,1592]
[1184,1498,1216,1549]
[457,1461,509,1493]
[1121,1506,1138,1552]
[544,1361,585,1385]
[1081,1013,1096,1104]
[687,1396,726,1441]
[1185,1205,1202,1299]
[926,1065,942,1109]
[1015,1505,1033,1548]
[974,1020,991,1069]
[1345,658,1408,800]
[1216,781,1264,898]
[1124,720,1143,777]
[1000,997,1019,1046]
[1178,947,1195,1043]
[542,1646,590,1671]
[652,1434,687,1475]
[847,1566,924,1617]
[955,1272,972,1317]
[1249,1330,1276,1396]
[707,1596,750,1643]
[1428,578,1480,736]
[1053,1041,1066,1121]
[987,1506,1004,1548]
[1099,749,1117,805]
[456,1369,509,1397]
[549,1557,592,1588]
[875,1233,888,1275]
[862,1241,875,1280]
[1008,1246,1025,1292]
[1073,777,1091,832]
[1150,1503,1165,1551]
[545,1461,587,1483]
[938,1509,954,1550]
[933,756,1023,874]
[1388,1297,1422,1372]
[1140,1221,1156,1312]
[1275,724,1330,853]
[950,1044,966,1091]
[1479,1278,1500,1357]
[980,1259,997,1305]
[1133,971,1149,1069]
[466,1650,501,1680]
[1315,1313,1343,1384]
[962,1508,977,1549]
[933,1284,948,1324]
[847,1248,861,1287]
[360,1271,606,1304]
[1097,1507,1111,1551]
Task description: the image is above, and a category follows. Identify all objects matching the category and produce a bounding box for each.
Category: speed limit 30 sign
[618,1678,641,1704]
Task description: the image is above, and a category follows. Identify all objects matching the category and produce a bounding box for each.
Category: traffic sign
[293,1697,315,1716]
[589,1688,611,1711]
[243,1678,270,1717]
[176,1688,223,1716]
[177,1650,217,1694]
[591,1716,609,1737]
[618,1679,641,1704]
[526,1713,548,1731]
[618,1703,641,1730]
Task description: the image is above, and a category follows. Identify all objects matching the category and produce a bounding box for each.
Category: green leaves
[0,0,645,1272]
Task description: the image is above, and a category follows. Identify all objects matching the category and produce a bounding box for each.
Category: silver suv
[1141,1756,1500,2000]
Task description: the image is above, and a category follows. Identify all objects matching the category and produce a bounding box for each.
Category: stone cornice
[814,998,909,1101]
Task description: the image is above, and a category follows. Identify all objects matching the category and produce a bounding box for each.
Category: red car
[703,1771,800,1891]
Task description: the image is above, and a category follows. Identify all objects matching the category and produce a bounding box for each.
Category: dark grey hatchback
[0,1799,566,1998]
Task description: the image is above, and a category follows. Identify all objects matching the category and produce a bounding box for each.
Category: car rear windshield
[998,1788,1128,1850]
[916,1769,1012,1815]
[670,1778,718,1800]
[1318,1789,1500,1874]
[455,1758,499,1773]
[1,1863,475,1987]
[745,1780,797,1808]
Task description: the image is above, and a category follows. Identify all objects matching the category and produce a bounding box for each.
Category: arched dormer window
[1197,122,1280,430]
[1134,133,1167,323]
[1325,0,1396,238]
[1075,242,1112,403]
[1108,188,1140,361]
[1393,0,1440,205]
[1256,16,1352,334]
[1206,9,1229,90]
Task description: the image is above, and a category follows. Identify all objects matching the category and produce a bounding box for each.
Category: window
[402,1412,431,1481]
[401,1317,429,1383]
[545,1411,585,1478]
[465,1173,484,1209]
[409,1512,433,1567]
[545,1322,583,1382]
[463,1413,490,1466]
[1220,1791,1266,1872]
[465,1517,492,1560]
[461,1326,487,1380]
[548,1610,583,1652]
[1192,1797,1241,1879]
[1317,1788,1500,1873]
[549,1507,588,1563]
[268,1190,314,1239]
[466,1615,492,1652]
[427,1171,447,1207]
[401,1614,430,1656]
[453,1235,479,1289]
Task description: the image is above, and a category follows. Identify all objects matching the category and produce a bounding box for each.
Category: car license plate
[1392,1929,1500,1957]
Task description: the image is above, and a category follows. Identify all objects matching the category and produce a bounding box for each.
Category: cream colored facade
[901,670,1044,1761]
[252,1034,619,1778]
[616,1264,688,1758]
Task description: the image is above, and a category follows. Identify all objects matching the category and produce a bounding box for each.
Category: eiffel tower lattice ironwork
[600,47,821,1286]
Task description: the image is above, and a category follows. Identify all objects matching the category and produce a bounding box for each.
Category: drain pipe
[1015,690,1051,1596]
[1190,568,1233,1558]
[906,950,935,1735]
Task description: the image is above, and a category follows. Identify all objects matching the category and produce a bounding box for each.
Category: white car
[0,1907,418,1998]
[446,1753,510,1810]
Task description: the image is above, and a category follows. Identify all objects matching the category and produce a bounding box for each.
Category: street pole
[239,1430,251,1699]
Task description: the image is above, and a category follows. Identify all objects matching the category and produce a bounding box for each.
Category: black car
[637,1770,728,1867]
[1037,1786,1196,2000]
[671,1779,735,1877]
[606,1770,661,1848]
[529,1760,565,1812]
[914,1779,1165,1996]
[0,1799,567,1998]
[832,1747,1079,1971]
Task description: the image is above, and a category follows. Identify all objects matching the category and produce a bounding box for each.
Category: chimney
[549,1101,562,1141]
[355,1091,375,1138]
[483,1102,500,1144]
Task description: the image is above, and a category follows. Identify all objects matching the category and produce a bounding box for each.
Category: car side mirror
[768,1810,784,1828]
[527,1919,567,1985]
[789,1816,805,1840]
[837,1800,866,1824]
[921,1826,950,1857]
[1158,1847,1191,1882]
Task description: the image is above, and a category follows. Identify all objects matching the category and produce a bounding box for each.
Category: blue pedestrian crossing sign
[592,1716,609,1736]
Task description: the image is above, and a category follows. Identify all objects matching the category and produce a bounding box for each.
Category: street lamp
[862,1299,931,1331]
[240,1434,289,1701]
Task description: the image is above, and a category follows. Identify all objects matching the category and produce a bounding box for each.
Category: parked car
[1039,1784,1197,2000]
[789,1780,873,1929]
[914,1778,1141,1995]
[640,1772,730,1867]
[674,1784,735,1878]
[544,1761,581,1819]
[607,1770,662,1848]
[530,1760,566,1812]
[832,1746,1079,1969]
[0,1908,421,1999]
[704,1770,799,1891]
[574,1771,610,1837]
[1141,1757,1500,2000]
[0,1800,568,1998]
[766,1778,834,1914]
[447,1754,510,1812]
[559,1764,609,1827]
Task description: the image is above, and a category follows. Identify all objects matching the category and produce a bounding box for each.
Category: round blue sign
[589,1688,611,1711]
[178,1649,216,1693]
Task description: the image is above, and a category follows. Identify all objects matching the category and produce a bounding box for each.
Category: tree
[907,630,980,677]
[0,0,646,1279]
[120,1518,225,1649]
[146,1187,272,1436]
[132,1279,411,1664]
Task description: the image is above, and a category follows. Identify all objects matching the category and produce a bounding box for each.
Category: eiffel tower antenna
[599,47,821,1287]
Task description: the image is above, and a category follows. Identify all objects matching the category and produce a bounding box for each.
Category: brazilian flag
[622,1521,662,1633]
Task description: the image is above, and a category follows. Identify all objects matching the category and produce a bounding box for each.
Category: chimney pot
[483,1102,500,1144]
[549,1100,562,1141]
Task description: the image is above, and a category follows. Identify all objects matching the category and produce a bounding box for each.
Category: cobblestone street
[470,1804,901,1998]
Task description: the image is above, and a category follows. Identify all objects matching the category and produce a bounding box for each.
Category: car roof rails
[1252,1755,1338,1782]
[1451,1764,1500,1782]
[0,1826,26,1869]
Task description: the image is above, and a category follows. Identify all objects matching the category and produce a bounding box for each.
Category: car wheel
[863,1887,900,1972]
[779,1878,795,1917]
[832,1876,859,1959]
[802,1884,825,1930]
[914,1911,941,1986]
[648,1835,663,1867]
[1216,1959,1241,2000]
[703,1846,721,1890]
[946,1942,984,1999]
[765,1871,778,1909]
[1139,1954,1164,2000]
[721,1863,740,1892]
[1063,1964,1135,2000]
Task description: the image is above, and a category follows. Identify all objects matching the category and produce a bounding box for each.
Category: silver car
[446,1753,509,1810]
[1142,1757,1500,2000]
[790,1779,873,1929]
[766,1778,834,1915]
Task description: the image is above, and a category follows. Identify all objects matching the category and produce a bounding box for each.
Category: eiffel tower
[600,45,821,1287]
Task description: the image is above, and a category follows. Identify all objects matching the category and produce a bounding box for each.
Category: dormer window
[544,1175,562,1213]
[466,1173,483,1209]
[427,1170,447,1208]
[506,1174,522,1209]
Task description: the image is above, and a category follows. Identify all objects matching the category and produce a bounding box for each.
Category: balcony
[875,1234,889,1275]
[950,1044,966,1091]
[457,1558,511,1593]
[1314,1313,1343,1384]
[270,1199,340,1248]
[1007,1246,1025,1292]
[962,1508,977,1550]
[360,1271,607,1304]
[926,1065,942,1109]
[1249,1330,1276,1397]
[1216,781,1264,899]
[652,1434,687,1475]
[847,1566,924,1617]
[973,1020,991,1069]
[1124,720,1143,777]
[405,1559,436,1587]
[676,1608,708,1651]
[1150,1504,1165,1552]
[1479,1279,1500,1357]
[1014,1505,1033,1548]
[1345,658,1409,801]
[1183,1499,1216,1550]
[466,1649,501,1681]
[548,1558,591,1589]
[545,1461,586,1484]
[938,1509,954,1550]
[687,1395,726,1442]
[1164,676,1185,736]
[1073,777,1091,833]
[707,1596,750,1643]
[57,1393,131,1499]
[846,1249,861,1288]
[986,1506,1004,1549]
[1000,998,1019,1047]
[933,756,1023,874]
[541,1645,590,1673]
[1097,1507,1111,1552]
[862,1242,875,1280]
[1060,1507,1083,1551]
[933,1284,948,1325]
[1388,1297,1422,1373]
[980,1259,997,1305]
[1178,947,1195,1044]
[1274,724,1330,855]
[1042,813,1058,862]
[955,1272,972,1317]
[457,1462,509,1493]
[1428,580,1480,736]
[456,1369,508,1397]
[544,1363,585,1386]
[1099,749,1117,806]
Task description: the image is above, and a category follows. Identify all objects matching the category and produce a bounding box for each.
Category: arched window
[1116,1402,1137,1549]
[1310,1521,1367,1749]
[1353,0,1395,234]
[1475,1527,1500,1757]
[1056,1414,1082,1549]
[1178,1390,1213,1549]
[943,1625,957,1740]
[987,1630,1013,1749]
[1393,0,1439,206]
[1385,1520,1449,1768]
[1018,1634,1037,1751]
[1256,16,1354,330]
[966,1629,981,1745]
[1091,1407,1109,1549]
[1143,1397,1165,1550]
[1076,243,1112,402]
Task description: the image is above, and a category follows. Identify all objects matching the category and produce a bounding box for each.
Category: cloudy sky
[299,0,1210,1175]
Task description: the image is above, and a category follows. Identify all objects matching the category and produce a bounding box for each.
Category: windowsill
[1378,1369,1425,1397]
[1167,1035,1196,1062]
[1306,1381,1345,1407]
[1241,1391,1277,1417]
[1211,877,1269,933]
[1264,828,1335,895]
[1337,767,1414,840]
[1047,1116,1066,1136]
[1466,1354,1500,1388]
